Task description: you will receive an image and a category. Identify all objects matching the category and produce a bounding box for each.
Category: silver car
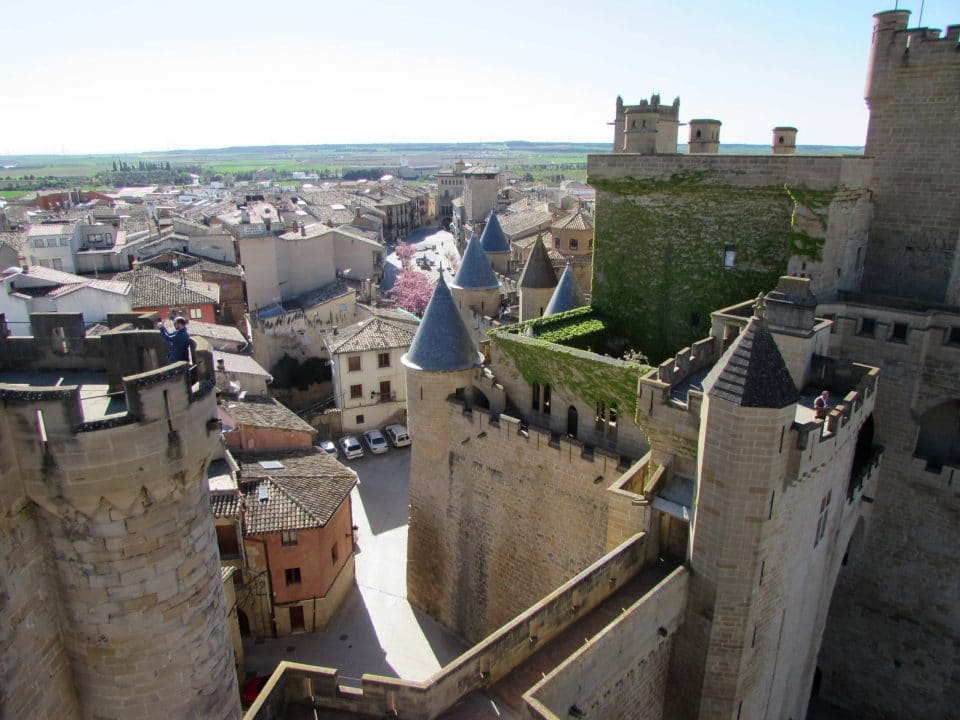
[362,429,389,454]
[338,436,364,459]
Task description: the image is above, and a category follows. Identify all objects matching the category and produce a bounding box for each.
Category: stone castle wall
[0,364,240,719]
[0,502,80,719]
[406,382,653,643]
[524,567,687,720]
[861,13,960,303]
[586,154,872,361]
[816,300,960,719]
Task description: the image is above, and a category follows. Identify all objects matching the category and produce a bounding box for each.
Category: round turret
[688,119,722,154]
[0,365,241,719]
[772,127,798,155]
[544,261,586,316]
[479,211,512,274]
[450,234,501,332]
[518,235,558,322]
[402,274,482,615]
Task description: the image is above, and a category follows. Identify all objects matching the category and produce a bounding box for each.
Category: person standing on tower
[158,316,192,364]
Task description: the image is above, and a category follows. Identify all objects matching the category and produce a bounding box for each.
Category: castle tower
[450,234,502,336]
[860,8,960,302]
[612,95,625,152]
[671,317,799,720]
[402,273,483,622]
[620,94,680,154]
[518,234,557,322]
[688,119,721,154]
[479,210,512,274]
[543,260,586,316]
[772,126,797,154]
[0,363,240,719]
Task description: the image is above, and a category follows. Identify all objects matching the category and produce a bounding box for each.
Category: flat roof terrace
[0,370,127,420]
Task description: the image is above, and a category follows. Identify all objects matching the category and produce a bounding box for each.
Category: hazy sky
[1,1,955,155]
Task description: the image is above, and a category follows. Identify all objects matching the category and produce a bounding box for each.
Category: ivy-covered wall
[489,308,649,422]
[589,169,841,363]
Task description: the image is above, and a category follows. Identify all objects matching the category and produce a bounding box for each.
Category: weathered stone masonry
[0,363,241,719]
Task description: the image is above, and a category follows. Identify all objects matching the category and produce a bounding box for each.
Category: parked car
[319,440,337,456]
[339,436,364,459]
[242,675,270,707]
[362,429,389,454]
[385,424,411,448]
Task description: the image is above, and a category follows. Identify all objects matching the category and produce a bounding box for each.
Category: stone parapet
[246,533,652,720]
[0,361,240,719]
[523,566,688,720]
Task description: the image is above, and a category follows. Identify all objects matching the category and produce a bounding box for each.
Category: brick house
[219,393,316,452]
[211,392,358,637]
[137,251,246,329]
[113,265,219,323]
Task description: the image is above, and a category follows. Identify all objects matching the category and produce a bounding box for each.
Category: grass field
[0,141,864,185]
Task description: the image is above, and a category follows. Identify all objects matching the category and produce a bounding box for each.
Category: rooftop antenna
[918,0,924,26]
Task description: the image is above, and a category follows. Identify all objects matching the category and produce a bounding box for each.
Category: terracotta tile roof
[220,394,316,434]
[236,450,357,533]
[498,203,558,240]
[552,209,593,231]
[210,492,241,519]
[328,316,417,354]
[140,252,244,278]
[112,267,219,309]
[0,232,27,256]
[188,321,246,344]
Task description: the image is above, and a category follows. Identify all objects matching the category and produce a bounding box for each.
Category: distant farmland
[0,141,865,190]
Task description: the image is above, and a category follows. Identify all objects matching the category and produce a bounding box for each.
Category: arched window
[567,405,578,438]
[532,382,541,411]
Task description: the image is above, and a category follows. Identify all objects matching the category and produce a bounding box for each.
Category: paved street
[243,447,467,684]
[382,227,460,291]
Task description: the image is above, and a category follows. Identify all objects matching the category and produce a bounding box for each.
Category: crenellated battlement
[791,361,879,482]
[654,336,720,387]
[0,316,239,715]
[447,396,626,479]
[0,361,221,519]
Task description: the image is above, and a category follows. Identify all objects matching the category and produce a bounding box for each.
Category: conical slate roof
[452,234,499,290]
[702,318,798,408]
[479,211,511,254]
[401,272,483,373]
[544,262,585,316]
[519,235,557,289]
